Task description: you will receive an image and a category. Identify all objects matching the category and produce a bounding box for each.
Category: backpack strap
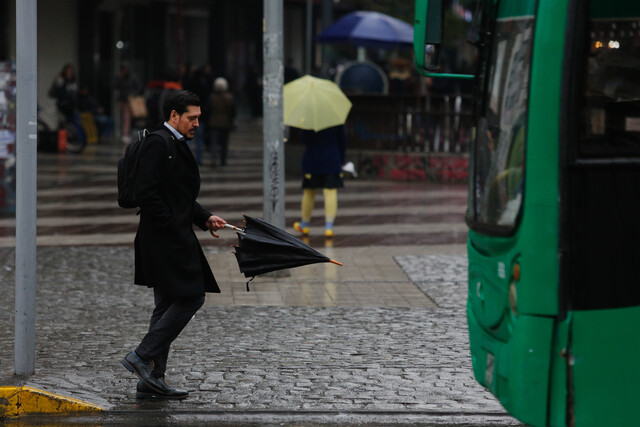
[147,127,176,172]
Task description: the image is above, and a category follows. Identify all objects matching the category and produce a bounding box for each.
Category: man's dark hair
[162,90,201,121]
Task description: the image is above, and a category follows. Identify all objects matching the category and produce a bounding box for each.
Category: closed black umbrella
[213,215,342,290]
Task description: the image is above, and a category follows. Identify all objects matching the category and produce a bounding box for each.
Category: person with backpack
[120,90,226,399]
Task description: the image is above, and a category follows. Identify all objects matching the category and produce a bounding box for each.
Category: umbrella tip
[329,259,343,266]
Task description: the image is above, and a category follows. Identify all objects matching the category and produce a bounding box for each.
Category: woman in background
[293,124,347,238]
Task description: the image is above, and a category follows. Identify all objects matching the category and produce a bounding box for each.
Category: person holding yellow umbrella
[284,75,352,238]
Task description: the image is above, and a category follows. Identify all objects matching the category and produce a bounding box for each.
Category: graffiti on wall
[428,156,469,181]
[354,152,469,183]
[390,155,427,181]
[0,61,16,214]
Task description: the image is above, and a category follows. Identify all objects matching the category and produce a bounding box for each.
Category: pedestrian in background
[293,124,347,238]
[184,65,214,165]
[78,85,114,139]
[120,90,227,399]
[206,77,236,167]
[144,69,183,129]
[48,63,78,122]
[116,64,140,144]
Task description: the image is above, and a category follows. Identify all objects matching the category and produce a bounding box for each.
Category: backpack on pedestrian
[117,128,175,209]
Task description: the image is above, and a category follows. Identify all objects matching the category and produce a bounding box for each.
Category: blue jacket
[301,125,347,174]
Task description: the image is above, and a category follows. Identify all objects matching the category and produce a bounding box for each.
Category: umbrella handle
[210,223,246,238]
[224,223,246,235]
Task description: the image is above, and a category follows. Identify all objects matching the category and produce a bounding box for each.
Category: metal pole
[114,4,122,141]
[262,0,285,229]
[15,0,38,376]
[305,0,312,74]
[320,0,333,67]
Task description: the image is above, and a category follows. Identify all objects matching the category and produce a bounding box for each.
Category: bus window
[470,18,534,230]
[581,19,640,158]
[565,10,640,311]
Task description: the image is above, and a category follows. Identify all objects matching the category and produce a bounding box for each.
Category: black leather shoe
[136,378,189,400]
[121,351,165,394]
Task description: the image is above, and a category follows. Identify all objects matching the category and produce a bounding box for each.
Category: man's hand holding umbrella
[206,215,227,238]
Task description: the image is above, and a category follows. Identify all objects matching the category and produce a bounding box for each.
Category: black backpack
[117,128,175,209]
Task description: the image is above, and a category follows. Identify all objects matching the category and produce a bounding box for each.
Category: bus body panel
[499,0,536,18]
[468,304,554,427]
[467,239,512,330]
[517,205,558,316]
[571,307,640,426]
[516,0,567,316]
[548,318,570,427]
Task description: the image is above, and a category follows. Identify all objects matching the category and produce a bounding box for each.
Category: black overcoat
[133,127,220,297]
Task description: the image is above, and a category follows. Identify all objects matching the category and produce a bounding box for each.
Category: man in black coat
[121,90,226,399]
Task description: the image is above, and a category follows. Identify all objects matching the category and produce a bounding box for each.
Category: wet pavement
[0,119,521,425]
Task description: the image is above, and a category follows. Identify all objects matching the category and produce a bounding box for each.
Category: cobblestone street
[0,247,519,425]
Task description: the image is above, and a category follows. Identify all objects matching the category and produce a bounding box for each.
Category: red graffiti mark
[372,154,390,178]
[361,153,469,182]
[390,155,427,181]
[390,168,426,180]
[429,156,469,181]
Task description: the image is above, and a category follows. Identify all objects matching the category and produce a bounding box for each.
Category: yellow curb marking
[0,386,103,418]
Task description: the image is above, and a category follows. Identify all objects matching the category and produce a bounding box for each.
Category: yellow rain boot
[293,222,309,236]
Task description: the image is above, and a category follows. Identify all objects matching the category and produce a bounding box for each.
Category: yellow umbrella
[283,75,352,131]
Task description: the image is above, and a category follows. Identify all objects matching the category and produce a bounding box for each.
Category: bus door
[561,1,640,425]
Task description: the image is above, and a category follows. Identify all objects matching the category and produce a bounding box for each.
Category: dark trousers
[135,288,205,378]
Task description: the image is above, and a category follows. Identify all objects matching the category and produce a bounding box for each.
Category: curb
[0,386,103,418]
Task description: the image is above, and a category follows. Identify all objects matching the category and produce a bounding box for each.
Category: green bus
[414,0,640,426]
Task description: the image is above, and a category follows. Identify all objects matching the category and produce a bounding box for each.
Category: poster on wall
[0,61,16,214]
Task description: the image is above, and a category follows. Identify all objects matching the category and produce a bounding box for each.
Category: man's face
[171,105,201,140]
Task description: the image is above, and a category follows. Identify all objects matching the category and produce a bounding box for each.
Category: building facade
[1,0,333,125]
